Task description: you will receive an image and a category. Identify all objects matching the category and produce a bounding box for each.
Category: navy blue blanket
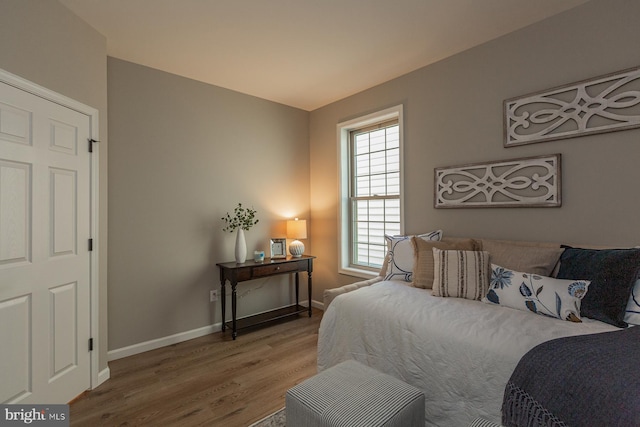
[502,326,640,427]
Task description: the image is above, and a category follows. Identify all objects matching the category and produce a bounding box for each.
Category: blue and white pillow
[624,279,640,326]
[484,264,590,322]
[384,230,442,281]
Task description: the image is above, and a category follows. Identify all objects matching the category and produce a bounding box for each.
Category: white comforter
[317,281,617,426]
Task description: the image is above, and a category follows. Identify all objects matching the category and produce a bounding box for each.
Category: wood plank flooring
[70,309,322,426]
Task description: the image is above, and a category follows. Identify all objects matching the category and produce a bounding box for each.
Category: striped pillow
[432,248,490,300]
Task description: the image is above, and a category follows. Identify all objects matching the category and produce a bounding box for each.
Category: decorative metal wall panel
[505,66,640,146]
[435,154,561,208]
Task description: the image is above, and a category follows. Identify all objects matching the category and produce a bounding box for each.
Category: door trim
[0,68,102,390]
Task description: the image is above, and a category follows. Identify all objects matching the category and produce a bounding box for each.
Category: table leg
[231,281,238,340]
[295,271,300,307]
[220,280,226,332]
[308,271,312,317]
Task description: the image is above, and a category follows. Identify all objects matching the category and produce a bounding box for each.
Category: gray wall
[0,0,109,372]
[4,0,638,366]
[107,59,310,350]
[309,0,640,297]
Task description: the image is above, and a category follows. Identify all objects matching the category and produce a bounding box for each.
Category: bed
[317,234,640,426]
[502,325,640,426]
[318,280,617,426]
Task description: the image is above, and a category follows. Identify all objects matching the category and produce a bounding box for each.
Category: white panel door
[0,81,91,403]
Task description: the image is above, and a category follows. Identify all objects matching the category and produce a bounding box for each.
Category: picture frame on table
[270,238,287,259]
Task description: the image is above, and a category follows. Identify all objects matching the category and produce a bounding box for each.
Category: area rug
[248,408,285,427]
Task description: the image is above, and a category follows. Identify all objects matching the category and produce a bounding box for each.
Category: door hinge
[88,338,94,352]
[88,239,93,251]
[88,138,99,153]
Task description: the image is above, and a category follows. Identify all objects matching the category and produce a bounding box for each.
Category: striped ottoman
[286,360,424,427]
[469,418,504,427]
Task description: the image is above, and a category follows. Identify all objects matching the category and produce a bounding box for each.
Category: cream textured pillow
[412,238,480,289]
[432,248,490,300]
[481,240,564,277]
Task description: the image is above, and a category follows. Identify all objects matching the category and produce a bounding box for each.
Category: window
[338,105,403,278]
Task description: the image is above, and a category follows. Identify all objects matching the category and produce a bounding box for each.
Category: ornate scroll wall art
[505,66,640,146]
[434,154,561,208]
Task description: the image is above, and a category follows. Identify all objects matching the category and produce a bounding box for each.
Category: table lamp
[287,218,307,257]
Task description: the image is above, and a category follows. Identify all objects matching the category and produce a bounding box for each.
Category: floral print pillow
[624,279,640,326]
[484,264,590,322]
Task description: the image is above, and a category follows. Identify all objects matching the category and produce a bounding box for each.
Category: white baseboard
[311,298,324,310]
[96,367,110,388]
[108,323,222,361]
[108,299,324,361]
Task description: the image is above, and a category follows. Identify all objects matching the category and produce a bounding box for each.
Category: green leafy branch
[221,203,259,232]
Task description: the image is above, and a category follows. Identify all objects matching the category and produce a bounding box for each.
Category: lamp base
[289,240,304,257]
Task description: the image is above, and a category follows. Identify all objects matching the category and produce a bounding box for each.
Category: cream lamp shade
[287,218,307,257]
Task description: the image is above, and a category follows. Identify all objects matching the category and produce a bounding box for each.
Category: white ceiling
[59,0,588,111]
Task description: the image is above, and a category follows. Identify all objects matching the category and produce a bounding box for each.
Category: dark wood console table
[216,255,314,339]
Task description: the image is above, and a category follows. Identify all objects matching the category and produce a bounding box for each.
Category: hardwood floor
[71,309,322,427]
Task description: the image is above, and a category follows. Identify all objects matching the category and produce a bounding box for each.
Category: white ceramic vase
[235,228,247,263]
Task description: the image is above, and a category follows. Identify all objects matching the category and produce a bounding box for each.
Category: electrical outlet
[210,290,218,302]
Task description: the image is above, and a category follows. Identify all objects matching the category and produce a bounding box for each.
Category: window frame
[337,105,404,279]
